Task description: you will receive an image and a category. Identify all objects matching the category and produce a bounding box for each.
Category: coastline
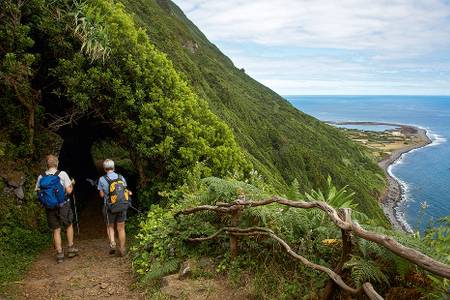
[334,122,432,232]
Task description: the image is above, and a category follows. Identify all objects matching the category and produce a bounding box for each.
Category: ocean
[286,95,450,231]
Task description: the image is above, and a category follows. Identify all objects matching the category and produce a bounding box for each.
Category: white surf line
[329,120,447,232]
[387,164,413,233]
[387,125,446,233]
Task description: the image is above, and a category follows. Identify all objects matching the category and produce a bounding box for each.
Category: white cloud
[228,53,450,94]
[232,55,370,79]
[175,0,450,56]
[172,0,450,94]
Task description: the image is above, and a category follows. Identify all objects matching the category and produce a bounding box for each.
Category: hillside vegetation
[1,1,449,299]
[0,0,248,195]
[0,0,247,287]
[120,0,387,222]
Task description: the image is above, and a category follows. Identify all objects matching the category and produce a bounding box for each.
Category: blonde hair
[46,155,59,169]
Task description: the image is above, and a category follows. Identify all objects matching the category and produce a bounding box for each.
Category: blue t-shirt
[98,172,127,204]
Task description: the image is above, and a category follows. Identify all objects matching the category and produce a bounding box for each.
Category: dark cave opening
[54,116,138,238]
[57,118,110,205]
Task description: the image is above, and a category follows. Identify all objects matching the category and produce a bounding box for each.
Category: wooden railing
[177,195,450,300]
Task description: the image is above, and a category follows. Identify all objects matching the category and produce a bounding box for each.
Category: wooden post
[230,209,239,258]
[322,208,353,300]
[340,208,353,263]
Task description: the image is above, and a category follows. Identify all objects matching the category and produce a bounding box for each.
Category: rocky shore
[378,125,431,232]
[333,122,432,232]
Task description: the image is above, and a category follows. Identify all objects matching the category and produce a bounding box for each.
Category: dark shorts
[103,206,127,224]
[46,201,73,230]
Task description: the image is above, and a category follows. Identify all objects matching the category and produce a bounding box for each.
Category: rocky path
[15,238,144,300]
[3,193,248,300]
[6,196,146,300]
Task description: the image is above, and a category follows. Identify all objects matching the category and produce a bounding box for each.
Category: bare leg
[53,228,62,253]
[66,224,74,247]
[117,222,126,254]
[107,224,116,246]
[66,224,79,257]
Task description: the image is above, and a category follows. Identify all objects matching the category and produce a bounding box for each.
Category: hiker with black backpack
[97,159,132,257]
[35,155,79,263]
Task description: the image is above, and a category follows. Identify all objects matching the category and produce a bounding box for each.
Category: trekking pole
[105,204,114,248]
[85,178,97,187]
[128,196,141,214]
[129,204,141,214]
[72,192,80,236]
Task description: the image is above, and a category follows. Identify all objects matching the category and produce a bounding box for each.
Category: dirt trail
[4,190,247,300]
[9,193,146,300]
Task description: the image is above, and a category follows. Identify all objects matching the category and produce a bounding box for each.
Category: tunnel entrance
[55,116,137,239]
[58,121,101,203]
[58,117,114,203]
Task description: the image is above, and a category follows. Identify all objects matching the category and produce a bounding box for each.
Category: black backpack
[104,175,130,213]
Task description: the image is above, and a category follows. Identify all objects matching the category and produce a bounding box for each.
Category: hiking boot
[67,246,79,258]
[56,251,64,263]
[109,243,116,255]
[118,247,126,257]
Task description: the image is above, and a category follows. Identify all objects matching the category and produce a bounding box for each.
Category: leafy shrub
[1,0,251,205]
[132,176,450,298]
[50,0,252,201]
[420,217,450,299]
[0,228,49,285]
[0,180,50,288]
[132,177,360,297]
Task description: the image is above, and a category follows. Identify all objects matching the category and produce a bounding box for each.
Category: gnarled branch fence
[177,196,450,300]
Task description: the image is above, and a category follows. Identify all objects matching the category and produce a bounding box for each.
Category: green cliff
[120,0,387,221]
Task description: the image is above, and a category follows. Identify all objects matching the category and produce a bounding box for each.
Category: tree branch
[186,226,389,299]
[187,226,274,242]
[178,196,450,279]
[362,283,384,300]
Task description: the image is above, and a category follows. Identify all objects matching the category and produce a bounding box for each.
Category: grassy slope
[120,0,387,222]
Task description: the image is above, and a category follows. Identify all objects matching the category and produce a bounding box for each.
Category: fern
[357,238,386,258]
[344,256,389,286]
[285,178,302,200]
[142,258,180,282]
[205,177,262,199]
[186,192,211,205]
[186,177,264,205]
[391,255,413,277]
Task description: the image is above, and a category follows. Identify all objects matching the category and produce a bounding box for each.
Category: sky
[172,0,450,95]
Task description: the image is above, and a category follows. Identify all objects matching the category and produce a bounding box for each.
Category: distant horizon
[283,94,450,97]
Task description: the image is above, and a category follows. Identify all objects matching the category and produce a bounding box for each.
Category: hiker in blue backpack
[35,154,79,263]
[97,159,132,257]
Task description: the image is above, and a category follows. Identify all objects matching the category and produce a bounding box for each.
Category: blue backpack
[37,171,66,209]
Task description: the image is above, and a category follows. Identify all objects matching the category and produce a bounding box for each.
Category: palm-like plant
[72,0,111,63]
[304,176,369,224]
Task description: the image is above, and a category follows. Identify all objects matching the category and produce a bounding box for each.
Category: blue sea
[286,95,450,231]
